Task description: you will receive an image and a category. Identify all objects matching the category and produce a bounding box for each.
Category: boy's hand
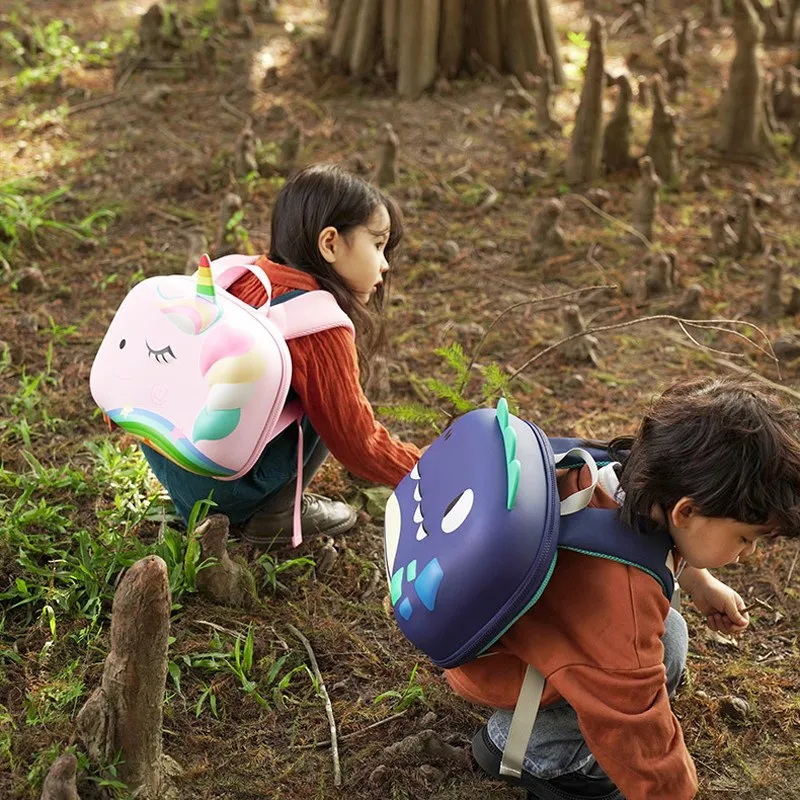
[687,573,749,633]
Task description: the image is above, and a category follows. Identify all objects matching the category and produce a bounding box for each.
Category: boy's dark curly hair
[608,377,800,537]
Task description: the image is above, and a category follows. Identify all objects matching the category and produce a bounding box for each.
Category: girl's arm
[288,326,421,487]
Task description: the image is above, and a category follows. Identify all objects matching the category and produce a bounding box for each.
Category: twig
[293,709,410,750]
[740,597,773,615]
[509,316,779,385]
[609,9,633,36]
[157,125,205,159]
[586,242,609,280]
[66,93,125,116]
[219,94,252,125]
[467,285,617,374]
[288,624,341,787]
[785,543,799,590]
[566,194,652,249]
[701,356,800,403]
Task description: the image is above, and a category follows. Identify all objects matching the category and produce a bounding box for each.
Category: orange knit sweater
[445,466,698,800]
[229,258,420,487]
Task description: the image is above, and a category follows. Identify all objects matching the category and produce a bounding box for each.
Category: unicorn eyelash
[146,341,176,364]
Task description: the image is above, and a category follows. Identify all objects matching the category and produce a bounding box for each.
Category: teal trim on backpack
[477,552,559,657]
[558,546,670,596]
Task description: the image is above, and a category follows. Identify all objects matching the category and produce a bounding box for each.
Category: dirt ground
[1,1,799,798]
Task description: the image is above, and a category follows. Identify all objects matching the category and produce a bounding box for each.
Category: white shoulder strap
[553,448,600,516]
[267,291,355,339]
[499,665,546,779]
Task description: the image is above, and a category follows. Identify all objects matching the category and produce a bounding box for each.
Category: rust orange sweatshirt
[445,465,698,800]
[229,258,421,488]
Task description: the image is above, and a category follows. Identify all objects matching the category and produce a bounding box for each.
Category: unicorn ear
[196,253,217,304]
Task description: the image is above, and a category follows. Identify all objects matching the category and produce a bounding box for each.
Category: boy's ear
[670,497,696,528]
[318,226,339,264]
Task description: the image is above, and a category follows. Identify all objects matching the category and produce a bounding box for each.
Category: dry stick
[566,193,652,249]
[740,597,773,615]
[675,320,779,366]
[508,316,779,385]
[287,624,341,787]
[785,544,799,590]
[466,285,618,374]
[66,93,125,116]
[219,93,252,125]
[294,709,410,750]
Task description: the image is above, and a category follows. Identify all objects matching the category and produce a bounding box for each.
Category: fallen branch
[466,284,618,374]
[786,544,799,590]
[566,193,652,249]
[66,93,125,116]
[509,315,779,385]
[294,709,410,750]
[219,94,252,125]
[287,624,341,787]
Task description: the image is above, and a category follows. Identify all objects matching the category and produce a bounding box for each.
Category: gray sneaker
[241,493,357,549]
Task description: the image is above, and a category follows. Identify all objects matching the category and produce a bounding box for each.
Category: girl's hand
[688,573,749,633]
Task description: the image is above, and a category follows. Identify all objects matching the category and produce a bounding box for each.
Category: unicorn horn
[196,253,217,304]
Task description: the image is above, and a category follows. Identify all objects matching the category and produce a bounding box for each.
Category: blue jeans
[486,607,689,780]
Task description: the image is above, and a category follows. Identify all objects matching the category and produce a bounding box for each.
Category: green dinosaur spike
[390,567,404,605]
[507,459,521,510]
[502,425,517,464]
[496,396,509,429]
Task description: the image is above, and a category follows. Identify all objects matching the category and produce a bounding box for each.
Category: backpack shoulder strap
[558,506,676,600]
[268,290,355,340]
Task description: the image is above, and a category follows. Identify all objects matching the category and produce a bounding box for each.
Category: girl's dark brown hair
[607,377,800,536]
[268,163,403,383]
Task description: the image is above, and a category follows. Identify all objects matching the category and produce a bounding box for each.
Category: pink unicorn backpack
[89,253,353,546]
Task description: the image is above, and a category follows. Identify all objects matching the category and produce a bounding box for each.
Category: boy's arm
[678,566,750,633]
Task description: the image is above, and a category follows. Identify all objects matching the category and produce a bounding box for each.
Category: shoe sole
[471,727,623,800]
[241,507,357,549]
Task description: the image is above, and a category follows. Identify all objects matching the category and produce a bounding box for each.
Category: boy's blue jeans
[486,607,689,780]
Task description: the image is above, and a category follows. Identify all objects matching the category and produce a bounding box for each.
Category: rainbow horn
[196,254,217,304]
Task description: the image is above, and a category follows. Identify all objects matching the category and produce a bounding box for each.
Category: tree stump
[711,209,739,255]
[677,12,695,56]
[631,156,661,243]
[735,192,764,256]
[196,515,259,609]
[762,258,783,318]
[603,75,635,172]
[138,4,182,61]
[644,252,675,298]
[215,192,244,255]
[562,305,600,365]
[219,0,242,22]
[534,55,561,134]
[235,123,259,177]
[40,753,79,800]
[75,556,178,800]
[530,198,566,262]
[645,74,680,187]
[374,122,399,186]
[670,284,704,318]
[565,16,606,186]
[716,0,776,159]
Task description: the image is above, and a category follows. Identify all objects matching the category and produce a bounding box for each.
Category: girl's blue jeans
[486,607,689,780]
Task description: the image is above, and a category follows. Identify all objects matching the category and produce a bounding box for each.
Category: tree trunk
[397,0,441,99]
[504,0,546,81]
[467,0,503,72]
[382,0,399,75]
[350,0,382,77]
[75,556,178,800]
[326,0,563,97]
[536,0,565,85]
[439,0,466,79]
[330,0,361,64]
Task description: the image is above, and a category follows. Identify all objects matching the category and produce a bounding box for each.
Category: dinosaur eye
[146,341,176,364]
[441,489,474,534]
[119,339,126,349]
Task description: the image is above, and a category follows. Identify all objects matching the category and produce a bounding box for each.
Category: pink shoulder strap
[267,291,354,339]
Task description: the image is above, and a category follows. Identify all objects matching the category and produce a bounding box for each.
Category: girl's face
[667,498,772,569]
[318,205,391,304]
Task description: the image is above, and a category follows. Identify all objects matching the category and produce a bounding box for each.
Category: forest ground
[0,1,798,798]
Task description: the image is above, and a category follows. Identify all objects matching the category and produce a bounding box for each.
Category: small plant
[0,179,116,263]
[373,664,426,711]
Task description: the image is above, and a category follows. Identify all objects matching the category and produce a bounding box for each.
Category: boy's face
[668,498,772,569]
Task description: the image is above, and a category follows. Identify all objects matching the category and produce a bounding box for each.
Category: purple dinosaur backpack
[383,398,676,778]
[90,253,353,546]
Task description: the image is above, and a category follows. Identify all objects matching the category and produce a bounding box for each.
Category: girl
[446,377,800,800]
[143,164,421,547]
